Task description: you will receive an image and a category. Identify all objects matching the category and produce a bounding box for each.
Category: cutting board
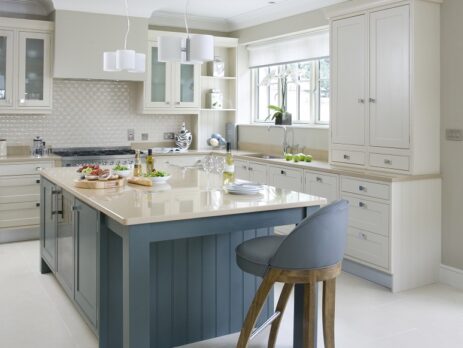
[74,178,125,189]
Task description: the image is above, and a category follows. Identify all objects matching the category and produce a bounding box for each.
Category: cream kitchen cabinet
[0,18,53,114]
[141,42,200,113]
[329,0,441,175]
[234,159,268,184]
[267,165,303,192]
[303,171,339,203]
[0,160,54,243]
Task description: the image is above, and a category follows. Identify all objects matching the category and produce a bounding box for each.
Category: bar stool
[235,200,349,348]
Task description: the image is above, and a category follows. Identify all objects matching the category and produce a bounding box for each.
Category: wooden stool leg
[322,278,336,348]
[237,270,279,348]
[302,282,317,348]
[268,283,294,348]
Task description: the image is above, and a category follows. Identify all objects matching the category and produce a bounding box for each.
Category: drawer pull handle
[51,190,62,195]
[384,159,392,165]
[316,177,323,183]
[281,170,286,175]
[243,165,247,170]
[359,185,366,191]
[36,202,40,207]
[369,98,376,103]
[36,179,40,184]
[343,154,350,160]
[359,202,367,208]
[248,167,253,171]
[358,98,365,104]
[360,232,368,240]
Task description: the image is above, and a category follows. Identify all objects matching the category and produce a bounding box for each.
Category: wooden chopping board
[74,178,125,189]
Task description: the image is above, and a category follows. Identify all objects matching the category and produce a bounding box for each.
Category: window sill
[237,123,330,130]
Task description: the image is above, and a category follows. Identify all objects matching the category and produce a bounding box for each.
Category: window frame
[251,57,330,125]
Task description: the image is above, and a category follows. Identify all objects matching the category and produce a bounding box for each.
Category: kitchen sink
[245,154,283,160]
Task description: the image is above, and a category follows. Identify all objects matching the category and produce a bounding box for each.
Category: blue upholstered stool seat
[236,235,285,277]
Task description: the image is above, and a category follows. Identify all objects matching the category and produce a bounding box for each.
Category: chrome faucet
[267,125,292,156]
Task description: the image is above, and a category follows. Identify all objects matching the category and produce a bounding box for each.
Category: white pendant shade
[158,34,214,64]
[190,35,214,63]
[158,36,183,62]
[103,49,146,73]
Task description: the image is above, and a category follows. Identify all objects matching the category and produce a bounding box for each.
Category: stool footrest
[250,311,281,341]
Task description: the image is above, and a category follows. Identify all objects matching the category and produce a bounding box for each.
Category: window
[252,57,330,124]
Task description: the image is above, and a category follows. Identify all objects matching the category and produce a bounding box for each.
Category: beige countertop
[40,167,326,226]
[0,154,61,163]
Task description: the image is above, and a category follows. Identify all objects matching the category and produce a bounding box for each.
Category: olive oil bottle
[146,149,154,173]
[223,142,235,184]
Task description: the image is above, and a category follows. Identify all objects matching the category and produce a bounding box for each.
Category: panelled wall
[0,79,193,148]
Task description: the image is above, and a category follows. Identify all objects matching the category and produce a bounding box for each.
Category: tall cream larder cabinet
[329,0,440,175]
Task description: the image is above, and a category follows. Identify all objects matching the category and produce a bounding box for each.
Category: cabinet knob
[384,159,392,165]
[359,201,367,208]
[36,202,40,207]
[359,232,368,240]
[343,154,350,160]
[316,177,323,183]
[248,167,253,171]
[36,179,41,184]
[242,165,247,170]
[280,170,286,175]
[369,98,376,103]
[358,98,365,104]
[51,189,62,195]
[359,185,366,191]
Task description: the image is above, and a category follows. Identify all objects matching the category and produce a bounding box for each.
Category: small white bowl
[113,169,131,178]
[149,175,172,184]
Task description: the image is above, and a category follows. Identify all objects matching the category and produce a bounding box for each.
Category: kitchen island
[39,166,325,348]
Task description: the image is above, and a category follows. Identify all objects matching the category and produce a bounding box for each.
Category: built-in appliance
[53,147,136,167]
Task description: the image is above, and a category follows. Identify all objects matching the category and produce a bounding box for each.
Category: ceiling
[1,0,348,31]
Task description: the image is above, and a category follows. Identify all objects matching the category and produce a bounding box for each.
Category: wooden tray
[74,178,125,189]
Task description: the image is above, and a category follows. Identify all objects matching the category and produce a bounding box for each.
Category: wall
[441,0,463,270]
[0,79,193,148]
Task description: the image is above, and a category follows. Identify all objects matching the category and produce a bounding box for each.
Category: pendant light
[103,0,146,73]
[158,0,214,64]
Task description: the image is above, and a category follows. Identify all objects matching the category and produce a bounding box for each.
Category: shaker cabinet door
[40,178,57,271]
[331,14,367,146]
[369,5,410,149]
[145,43,172,108]
[173,62,201,108]
[0,30,14,108]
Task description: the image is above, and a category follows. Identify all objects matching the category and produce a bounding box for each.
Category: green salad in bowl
[144,170,171,183]
[112,164,131,177]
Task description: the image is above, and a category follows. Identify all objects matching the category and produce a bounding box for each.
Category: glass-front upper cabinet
[146,44,172,108]
[143,41,200,111]
[0,30,14,108]
[17,32,51,108]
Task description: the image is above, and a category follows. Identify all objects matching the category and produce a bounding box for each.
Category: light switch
[445,129,463,141]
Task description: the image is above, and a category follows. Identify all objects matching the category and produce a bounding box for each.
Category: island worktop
[40,167,326,225]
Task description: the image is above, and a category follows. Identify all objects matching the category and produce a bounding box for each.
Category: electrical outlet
[446,129,463,141]
[127,129,135,141]
[141,133,149,141]
[163,132,175,140]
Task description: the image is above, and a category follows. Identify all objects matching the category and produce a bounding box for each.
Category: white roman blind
[247,29,329,68]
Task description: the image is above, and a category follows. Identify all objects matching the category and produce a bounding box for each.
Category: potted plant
[262,66,299,125]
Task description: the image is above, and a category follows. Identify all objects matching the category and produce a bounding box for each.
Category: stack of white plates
[225,182,264,195]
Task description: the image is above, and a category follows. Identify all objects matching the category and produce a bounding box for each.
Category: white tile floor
[1,240,463,348]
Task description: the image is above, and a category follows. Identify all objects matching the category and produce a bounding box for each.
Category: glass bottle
[133,149,142,177]
[146,149,154,173]
[223,142,235,184]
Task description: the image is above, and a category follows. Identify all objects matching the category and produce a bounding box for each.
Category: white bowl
[149,175,171,184]
[113,169,131,178]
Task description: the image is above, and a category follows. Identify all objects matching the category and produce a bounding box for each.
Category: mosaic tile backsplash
[0,79,194,148]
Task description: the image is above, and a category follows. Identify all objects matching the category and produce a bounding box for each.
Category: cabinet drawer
[0,201,40,228]
[369,153,410,171]
[345,227,389,270]
[343,194,389,237]
[331,149,365,166]
[304,171,339,203]
[341,177,390,200]
[268,165,303,192]
[0,162,53,176]
[0,175,41,202]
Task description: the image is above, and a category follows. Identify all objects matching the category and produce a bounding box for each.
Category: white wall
[441,0,463,270]
[0,79,193,148]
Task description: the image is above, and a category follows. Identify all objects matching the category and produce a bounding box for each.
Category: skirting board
[439,264,463,291]
[342,258,392,290]
[0,226,39,244]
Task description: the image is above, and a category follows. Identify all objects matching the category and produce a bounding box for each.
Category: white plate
[148,175,172,184]
[113,169,131,177]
